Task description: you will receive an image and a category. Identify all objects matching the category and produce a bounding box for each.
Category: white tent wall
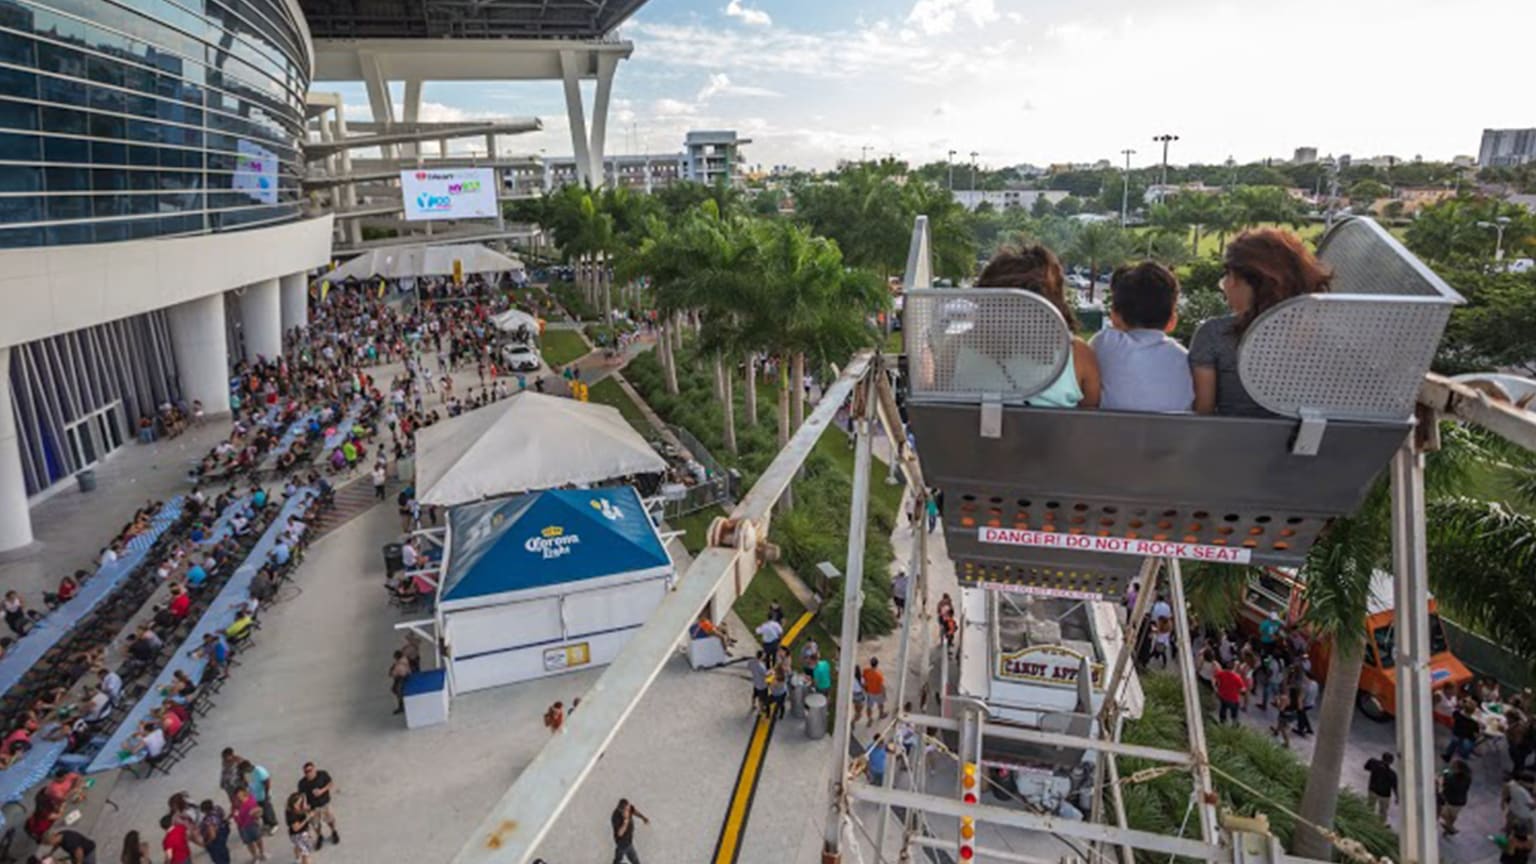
[445,576,669,695]
[324,243,525,282]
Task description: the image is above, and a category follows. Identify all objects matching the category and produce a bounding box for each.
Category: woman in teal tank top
[971,246,1100,408]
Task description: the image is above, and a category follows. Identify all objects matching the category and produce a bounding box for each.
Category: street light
[1477,216,1513,262]
[1152,133,1179,192]
[861,145,872,164]
[947,149,957,191]
[969,151,978,191]
[1120,148,1136,226]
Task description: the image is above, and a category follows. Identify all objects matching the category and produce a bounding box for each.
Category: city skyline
[317,0,1533,172]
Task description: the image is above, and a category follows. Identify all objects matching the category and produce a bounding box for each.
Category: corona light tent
[435,486,673,695]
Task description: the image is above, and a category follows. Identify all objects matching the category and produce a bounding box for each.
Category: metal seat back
[903,289,1070,404]
[1239,217,1464,422]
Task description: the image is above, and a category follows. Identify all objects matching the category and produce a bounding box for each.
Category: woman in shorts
[285,792,313,864]
[232,788,265,862]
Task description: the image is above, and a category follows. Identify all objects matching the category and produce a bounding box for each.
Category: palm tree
[1067,221,1129,305]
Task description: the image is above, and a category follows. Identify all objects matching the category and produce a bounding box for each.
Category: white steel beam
[1419,373,1536,453]
[1168,559,1220,844]
[848,782,1222,861]
[588,51,618,187]
[1391,440,1438,864]
[449,352,874,864]
[558,50,591,186]
[905,713,1194,766]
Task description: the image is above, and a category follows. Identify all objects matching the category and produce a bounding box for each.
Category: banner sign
[233,138,278,204]
[978,581,1103,601]
[400,168,498,221]
[995,644,1104,688]
[977,527,1252,564]
[543,642,591,672]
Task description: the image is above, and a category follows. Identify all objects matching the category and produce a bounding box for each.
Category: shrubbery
[627,347,897,637]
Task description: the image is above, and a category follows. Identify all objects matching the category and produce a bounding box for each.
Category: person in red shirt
[863,658,888,726]
[1212,662,1247,725]
[163,820,192,864]
[168,585,191,620]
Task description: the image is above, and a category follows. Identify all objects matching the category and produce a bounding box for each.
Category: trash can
[790,674,808,719]
[383,543,404,577]
[804,693,828,739]
[395,455,414,483]
[76,469,97,493]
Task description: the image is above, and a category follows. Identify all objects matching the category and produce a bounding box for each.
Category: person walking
[610,798,649,864]
[284,793,313,864]
[389,650,411,715]
[1443,698,1480,762]
[891,571,908,622]
[1364,752,1398,820]
[296,762,339,848]
[1212,661,1245,725]
[231,787,267,862]
[120,830,152,864]
[863,658,888,726]
[767,662,789,721]
[219,748,245,808]
[239,760,277,834]
[746,651,769,716]
[1294,672,1318,736]
[42,828,96,864]
[1439,758,1472,835]
[371,461,387,500]
[198,800,232,864]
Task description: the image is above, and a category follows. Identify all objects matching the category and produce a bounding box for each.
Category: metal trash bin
[76,469,97,493]
[790,674,808,719]
[383,543,404,577]
[804,693,828,739]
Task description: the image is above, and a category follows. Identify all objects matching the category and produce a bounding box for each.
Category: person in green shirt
[813,658,832,694]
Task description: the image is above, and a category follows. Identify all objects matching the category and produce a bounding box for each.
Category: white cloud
[697,73,781,102]
[652,98,699,118]
[724,0,771,27]
[906,0,999,36]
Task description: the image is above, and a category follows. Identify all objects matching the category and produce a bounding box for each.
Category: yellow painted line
[711,610,815,864]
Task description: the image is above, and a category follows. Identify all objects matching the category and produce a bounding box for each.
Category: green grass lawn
[539,329,589,368]
[586,377,649,434]
[813,430,906,520]
[668,507,720,556]
[883,330,903,354]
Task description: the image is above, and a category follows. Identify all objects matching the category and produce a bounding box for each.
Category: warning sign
[977,527,1252,564]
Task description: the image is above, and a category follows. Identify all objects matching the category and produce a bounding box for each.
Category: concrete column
[360,52,396,160]
[0,347,34,552]
[242,278,281,360]
[279,272,308,339]
[402,78,422,158]
[589,51,619,188]
[559,50,591,187]
[167,294,230,415]
[330,110,361,246]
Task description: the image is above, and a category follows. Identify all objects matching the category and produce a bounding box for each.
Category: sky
[318,0,1536,172]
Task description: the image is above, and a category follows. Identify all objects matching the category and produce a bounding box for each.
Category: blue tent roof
[441,487,669,605]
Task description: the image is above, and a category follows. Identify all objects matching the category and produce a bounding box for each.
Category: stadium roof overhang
[297,0,649,41]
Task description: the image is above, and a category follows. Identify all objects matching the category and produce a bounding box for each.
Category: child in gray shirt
[1090,262,1194,412]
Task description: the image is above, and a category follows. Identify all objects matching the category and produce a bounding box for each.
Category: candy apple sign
[400,168,498,221]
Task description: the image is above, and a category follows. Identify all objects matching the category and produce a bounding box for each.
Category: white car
[500,343,542,372]
[1065,274,1091,290]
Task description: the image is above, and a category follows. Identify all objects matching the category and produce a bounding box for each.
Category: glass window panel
[92,194,129,218]
[46,194,91,220]
[0,165,41,193]
[128,170,156,190]
[88,86,126,114]
[0,99,37,131]
[0,196,42,224]
[0,31,33,65]
[86,54,125,87]
[0,67,36,98]
[44,166,89,190]
[90,139,126,165]
[87,113,125,140]
[93,219,129,242]
[0,225,44,247]
[92,168,128,190]
[126,145,157,165]
[39,106,86,134]
[33,42,86,79]
[0,132,41,160]
[44,223,93,247]
[41,136,88,162]
[38,76,87,107]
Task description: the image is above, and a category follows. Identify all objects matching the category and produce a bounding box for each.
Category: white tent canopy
[415,392,666,506]
[491,308,540,334]
[323,243,524,282]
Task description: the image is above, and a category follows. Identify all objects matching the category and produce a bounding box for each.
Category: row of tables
[0,497,186,700]
[0,494,251,803]
[88,489,316,774]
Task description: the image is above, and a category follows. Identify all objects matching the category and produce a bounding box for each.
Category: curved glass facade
[0,0,310,248]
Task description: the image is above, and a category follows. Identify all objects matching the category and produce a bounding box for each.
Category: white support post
[1167,558,1219,845]
[330,109,361,245]
[876,495,926,858]
[0,347,34,552]
[1391,438,1439,864]
[823,374,879,858]
[242,277,282,360]
[279,273,307,341]
[589,51,619,188]
[558,51,592,187]
[167,293,230,415]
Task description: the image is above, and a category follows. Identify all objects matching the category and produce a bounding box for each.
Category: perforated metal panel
[1239,297,1452,421]
[1316,217,1465,301]
[1238,216,1463,422]
[903,289,1071,403]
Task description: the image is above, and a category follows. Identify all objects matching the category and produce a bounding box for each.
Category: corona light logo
[415,171,427,180]
[526,525,579,559]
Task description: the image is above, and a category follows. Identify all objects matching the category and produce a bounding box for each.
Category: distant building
[951,189,1069,212]
[1143,182,1222,204]
[1479,129,1536,167]
[685,130,749,185]
[1452,155,1478,169]
[531,153,686,193]
[1292,147,1318,165]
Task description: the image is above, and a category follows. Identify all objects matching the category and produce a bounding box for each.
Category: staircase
[311,476,389,540]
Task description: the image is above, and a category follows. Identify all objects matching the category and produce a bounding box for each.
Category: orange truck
[1237,568,1472,722]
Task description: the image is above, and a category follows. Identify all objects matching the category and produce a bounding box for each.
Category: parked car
[500,343,542,372]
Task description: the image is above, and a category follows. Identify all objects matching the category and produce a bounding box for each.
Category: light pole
[1153,133,1179,192]
[969,151,978,190]
[861,145,872,164]
[1120,148,1136,226]
[947,149,957,191]
[1477,216,1513,261]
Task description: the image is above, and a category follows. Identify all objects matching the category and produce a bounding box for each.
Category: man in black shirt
[1364,752,1398,820]
[610,798,649,864]
[44,828,97,864]
[297,762,340,848]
